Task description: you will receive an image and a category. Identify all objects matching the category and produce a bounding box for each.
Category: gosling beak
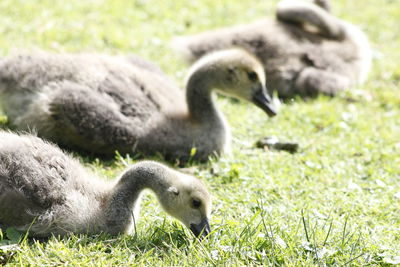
[190,217,211,238]
[252,84,277,117]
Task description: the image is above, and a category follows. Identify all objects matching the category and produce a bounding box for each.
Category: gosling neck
[185,67,222,122]
[105,163,173,234]
[113,163,173,204]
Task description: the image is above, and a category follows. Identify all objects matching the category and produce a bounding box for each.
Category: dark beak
[252,84,277,117]
[190,218,211,238]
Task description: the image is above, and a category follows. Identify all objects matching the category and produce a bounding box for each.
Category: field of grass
[0,0,399,265]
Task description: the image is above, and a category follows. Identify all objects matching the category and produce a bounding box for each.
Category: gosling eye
[247,71,258,82]
[192,199,201,208]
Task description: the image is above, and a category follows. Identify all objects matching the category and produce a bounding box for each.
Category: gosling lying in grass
[172,0,371,98]
[0,49,276,161]
[0,131,211,238]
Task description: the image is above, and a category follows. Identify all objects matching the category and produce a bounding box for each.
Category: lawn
[0,0,399,265]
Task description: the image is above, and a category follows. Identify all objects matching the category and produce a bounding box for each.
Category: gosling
[0,131,211,238]
[172,0,371,98]
[0,49,276,161]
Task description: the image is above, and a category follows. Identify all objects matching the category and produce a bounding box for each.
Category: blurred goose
[0,131,211,237]
[0,49,276,161]
[172,0,371,98]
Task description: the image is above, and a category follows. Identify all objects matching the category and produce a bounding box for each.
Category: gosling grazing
[172,0,371,98]
[0,131,211,237]
[0,49,276,161]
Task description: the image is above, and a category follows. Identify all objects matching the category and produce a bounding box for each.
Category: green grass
[1,0,399,265]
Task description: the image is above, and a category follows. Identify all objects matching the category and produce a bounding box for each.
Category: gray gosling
[0,49,276,161]
[0,131,211,238]
[172,0,372,98]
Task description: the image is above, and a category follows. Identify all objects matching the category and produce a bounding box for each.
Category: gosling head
[188,48,277,117]
[156,167,212,238]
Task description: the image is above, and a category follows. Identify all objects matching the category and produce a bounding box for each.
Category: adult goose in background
[0,131,211,238]
[0,49,276,162]
[172,0,371,98]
